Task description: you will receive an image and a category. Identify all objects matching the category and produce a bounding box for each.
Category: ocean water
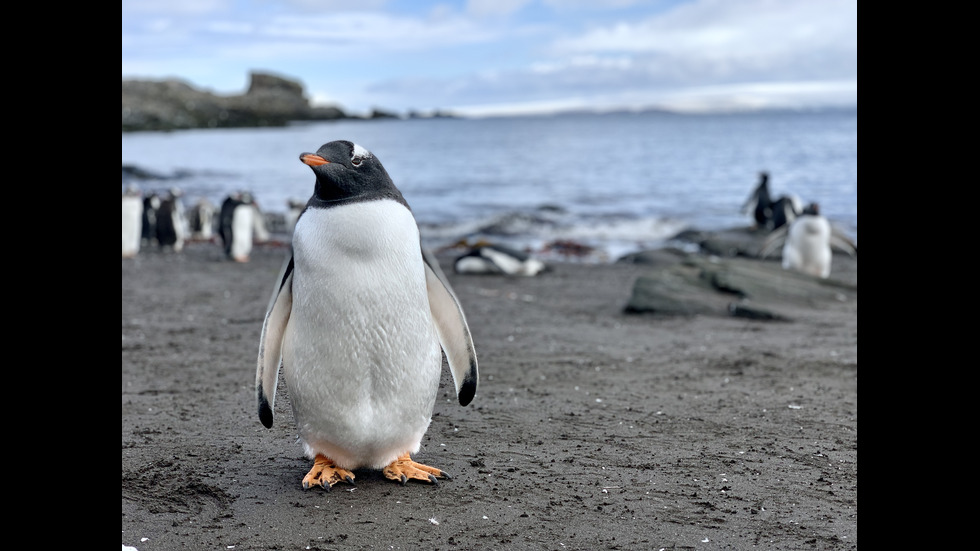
[121,108,857,261]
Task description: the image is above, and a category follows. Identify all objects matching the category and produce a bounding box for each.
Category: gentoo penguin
[218,191,240,251]
[122,184,143,258]
[228,191,256,262]
[741,171,773,228]
[256,140,478,490]
[741,172,802,231]
[454,243,547,276]
[141,191,161,248]
[769,193,803,231]
[760,203,857,278]
[251,198,271,243]
[155,187,188,252]
[188,197,216,241]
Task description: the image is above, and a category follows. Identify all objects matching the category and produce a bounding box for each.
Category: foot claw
[302,454,354,491]
[383,453,450,486]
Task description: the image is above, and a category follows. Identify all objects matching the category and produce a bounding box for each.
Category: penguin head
[299,140,408,208]
[758,172,771,195]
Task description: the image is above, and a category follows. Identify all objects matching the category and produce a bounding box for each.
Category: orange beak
[300,154,329,167]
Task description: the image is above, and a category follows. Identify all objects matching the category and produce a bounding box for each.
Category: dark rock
[122,71,349,132]
[623,252,856,320]
[728,303,789,321]
[122,164,169,181]
[669,225,771,258]
[615,247,689,267]
[369,108,400,119]
[407,109,460,119]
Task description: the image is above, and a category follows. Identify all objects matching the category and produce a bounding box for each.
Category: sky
[121,0,857,118]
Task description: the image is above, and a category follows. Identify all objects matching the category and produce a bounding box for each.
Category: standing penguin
[229,191,256,262]
[251,197,271,244]
[219,191,259,262]
[188,197,216,242]
[122,184,143,258]
[156,187,188,252]
[740,171,773,228]
[218,191,241,254]
[141,191,161,248]
[760,203,857,279]
[256,140,478,490]
[769,193,803,231]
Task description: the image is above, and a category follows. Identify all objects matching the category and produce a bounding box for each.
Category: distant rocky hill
[122,71,358,132]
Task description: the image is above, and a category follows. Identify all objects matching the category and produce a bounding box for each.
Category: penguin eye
[351,156,364,167]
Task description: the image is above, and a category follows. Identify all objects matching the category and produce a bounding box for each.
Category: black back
[752,172,772,227]
[218,194,242,254]
[141,193,159,245]
[155,196,179,247]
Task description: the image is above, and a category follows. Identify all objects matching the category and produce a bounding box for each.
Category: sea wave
[418,206,690,262]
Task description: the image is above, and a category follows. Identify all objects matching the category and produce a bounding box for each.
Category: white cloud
[122,0,858,116]
[552,0,856,59]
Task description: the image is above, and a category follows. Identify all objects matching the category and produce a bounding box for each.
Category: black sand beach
[122,239,857,550]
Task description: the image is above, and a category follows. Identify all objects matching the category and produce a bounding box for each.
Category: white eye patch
[351,143,373,161]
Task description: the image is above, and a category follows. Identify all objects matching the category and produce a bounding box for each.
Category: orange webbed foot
[302,454,355,491]
[382,453,451,486]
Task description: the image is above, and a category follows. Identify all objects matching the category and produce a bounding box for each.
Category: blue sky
[121,0,857,117]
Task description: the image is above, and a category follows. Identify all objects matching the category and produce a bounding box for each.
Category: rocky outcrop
[618,226,857,321]
[621,252,857,320]
[122,71,349,132]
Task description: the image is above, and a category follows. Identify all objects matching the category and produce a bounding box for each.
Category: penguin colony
[255,140,479,490]
[125,168,855,281]
[122,184,273,261]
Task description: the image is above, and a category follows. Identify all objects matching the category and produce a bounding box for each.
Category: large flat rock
[622,251,857,321]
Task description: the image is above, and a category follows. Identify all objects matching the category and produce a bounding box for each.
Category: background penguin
[188,197,216,242]
[256,139,478,491]
[740,172,802,231]
[251,197,271,244]
[769,193,803,231]
[740,171,773,228]
[759,202,857,278]
[141,191,161,248]
[155,187,188,252]
[218,191,242,253]
[454,242,547,276]
[122,184,143,258]
[228,191,257,262]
